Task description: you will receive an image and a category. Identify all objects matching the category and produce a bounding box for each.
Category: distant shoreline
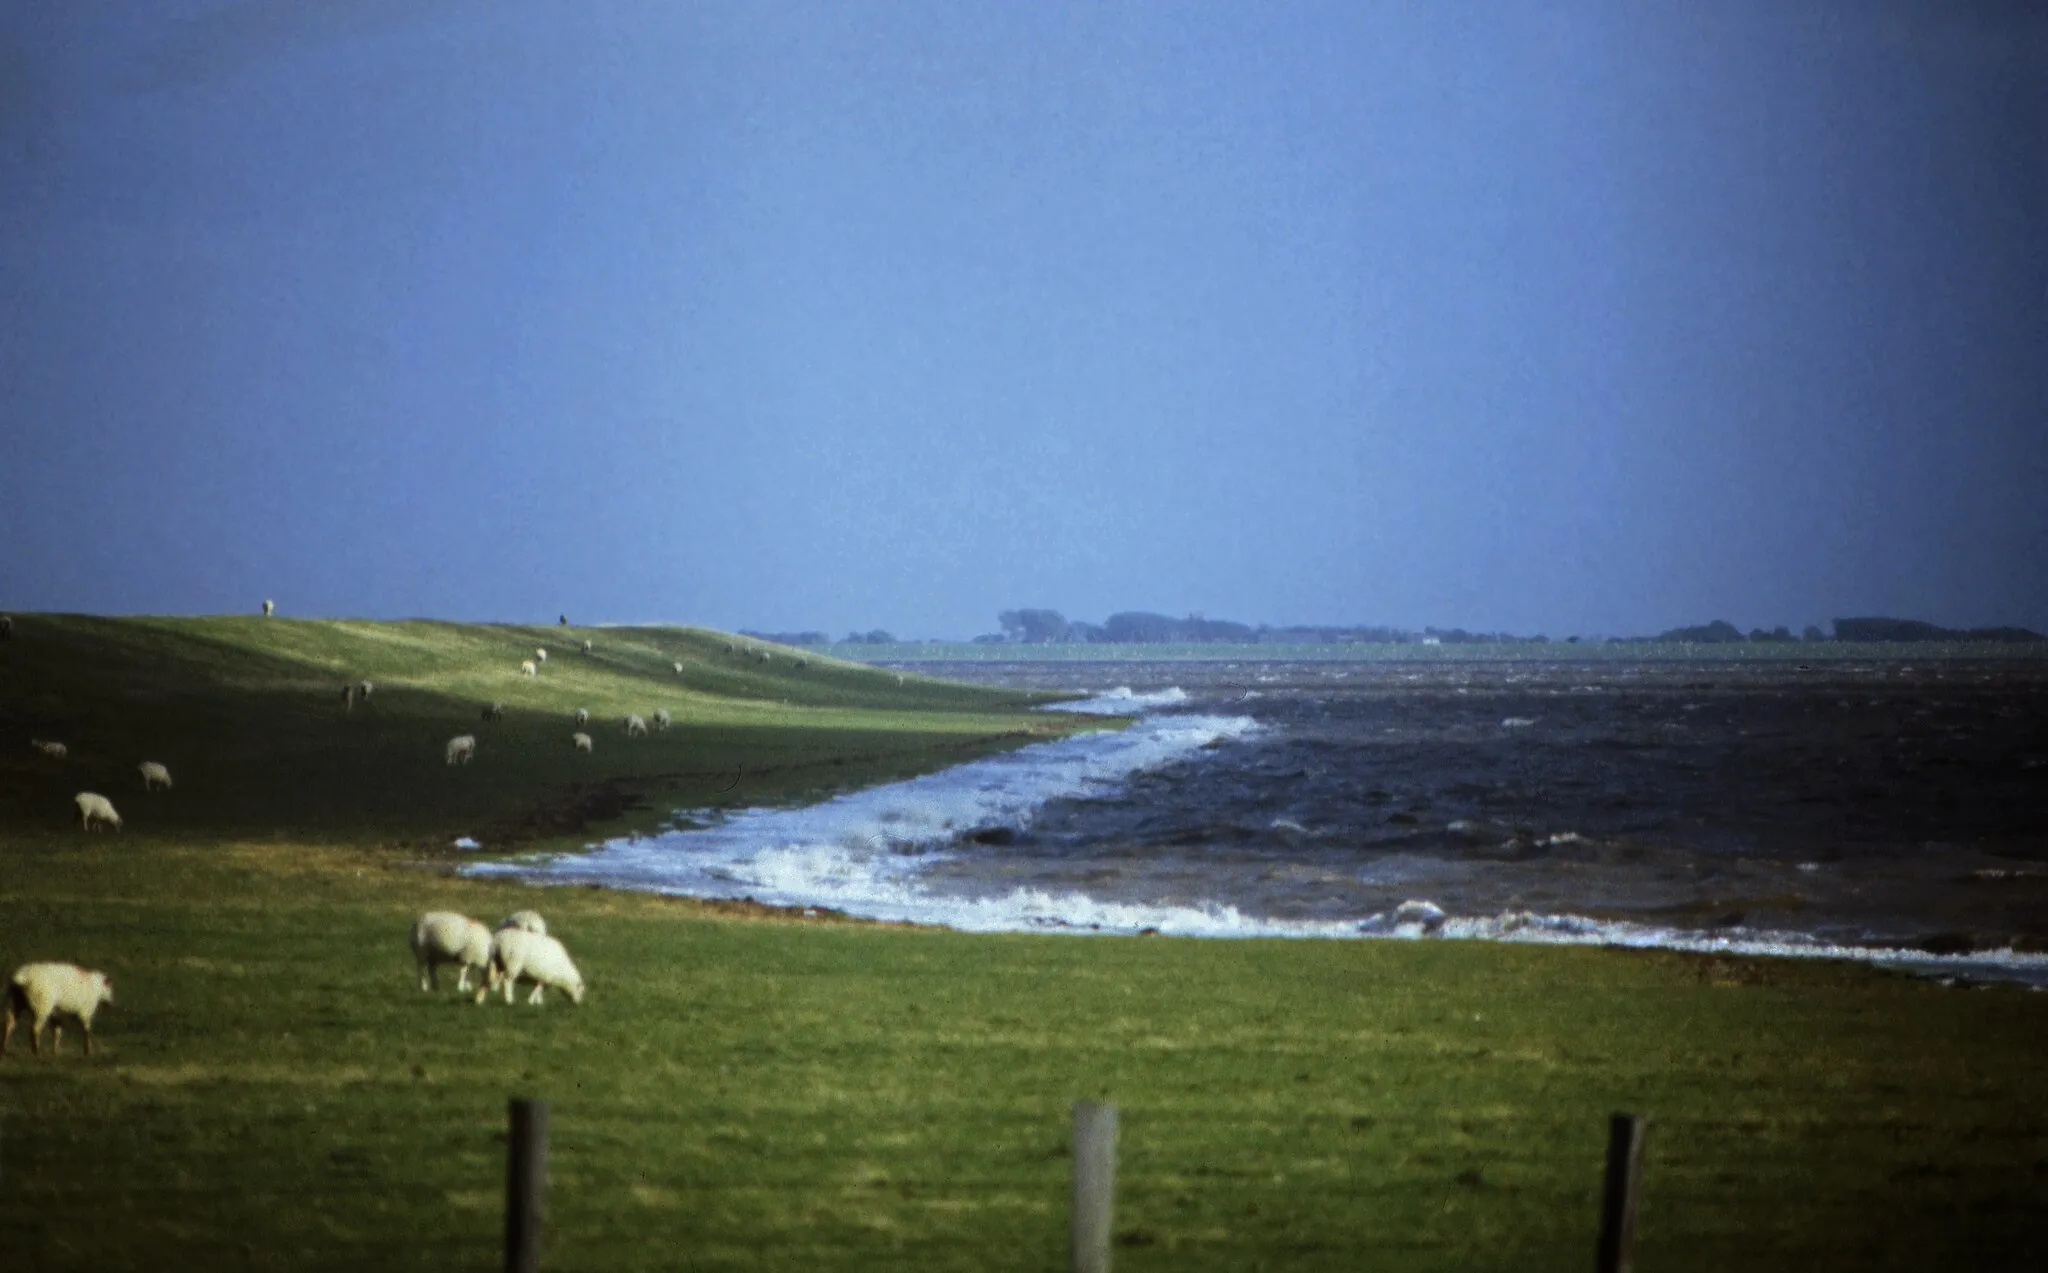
[819,639,2048,663]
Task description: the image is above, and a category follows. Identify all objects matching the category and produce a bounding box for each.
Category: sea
[467,657,2048,987]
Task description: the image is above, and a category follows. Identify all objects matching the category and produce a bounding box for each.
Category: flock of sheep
[0,612,846,1059]
[442,644,680,768]
[3,906,586,1060]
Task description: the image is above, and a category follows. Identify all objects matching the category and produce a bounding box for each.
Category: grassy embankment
[1,615,2044,1271]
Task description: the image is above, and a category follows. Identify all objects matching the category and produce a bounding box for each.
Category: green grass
[0,613,1085,852]
[2,615,2045,1270]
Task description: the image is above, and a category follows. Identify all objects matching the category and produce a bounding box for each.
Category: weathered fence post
[1595,1113,1647,1273]
[506,1098,549,1273]
[1071,1101,1118,1273]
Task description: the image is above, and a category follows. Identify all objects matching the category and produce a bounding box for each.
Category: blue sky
[3,1,2043,638]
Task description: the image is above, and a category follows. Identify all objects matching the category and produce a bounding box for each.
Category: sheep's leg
[420,960,436,992]
[81,1022,93,1057]
[456,965,472,993]
[1,1008,14,1057]
[527,984,544,1006]
[48,1020,61,1057]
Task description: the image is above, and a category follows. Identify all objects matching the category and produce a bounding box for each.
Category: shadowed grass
[2,615,2044,1270]
[0,613,1085,850]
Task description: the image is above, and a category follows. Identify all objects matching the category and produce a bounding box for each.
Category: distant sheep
[623,714,648,737]
[4,963,115,1058]
[262,599,274,617]
[358,679,374,700]
[757,650,771,663]
[138,761,172,792]
[446,735,477,766]
[481,702,505,722]
[497,910,547,937]
[652,708,671,731]
[581,640,593,653]
[30,739,67,759]
[520,660,538,678]
[0,615,13,639]
[793,657,808,669]
[478,928,584,1006]
[534,648,548,663]
[572,732,593,753]
[672,661,684,674]
[409,912,491,993]
[572,707,589,727]
[75,792,121,832]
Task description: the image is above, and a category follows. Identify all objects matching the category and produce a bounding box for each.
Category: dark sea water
[474,657,2048,985]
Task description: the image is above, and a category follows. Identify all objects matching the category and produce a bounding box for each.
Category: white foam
[465,709,1261,904]
[1049,685,1191,714]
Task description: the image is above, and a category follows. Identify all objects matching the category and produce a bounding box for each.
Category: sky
[2,1,2043,640]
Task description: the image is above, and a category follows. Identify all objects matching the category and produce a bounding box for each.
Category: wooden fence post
[506,1098,549,1273]
[1071,1101,1118,1273]
[1596,1113,1647,1273]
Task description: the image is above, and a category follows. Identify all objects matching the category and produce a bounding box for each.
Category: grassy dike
[2,615,2044,1270]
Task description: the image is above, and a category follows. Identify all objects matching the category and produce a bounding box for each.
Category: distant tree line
[968,611,2045,646]
[982,609,1545,646]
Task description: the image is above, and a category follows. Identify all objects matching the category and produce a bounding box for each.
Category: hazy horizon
[5,2,2043,640]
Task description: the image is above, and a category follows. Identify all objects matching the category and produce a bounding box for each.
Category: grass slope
[0,614,1080,851]
[2,615,2044,1270]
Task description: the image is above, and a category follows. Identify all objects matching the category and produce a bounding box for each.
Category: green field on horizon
[2,614,2043,1270]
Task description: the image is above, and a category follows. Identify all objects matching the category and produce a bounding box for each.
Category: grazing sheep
[75,792,121,831]
[446,735,477,766]
[481,702,505,722]
[0,614,13,639]
[572,731,593,753]
[138,761,172,792]
[757,650,772,664]
[652,708,671,731]
[358,679,374,700]
[572,707,590,727]
[497,910,547,937]
[672,661,684,674]
[535,648,548,663]
[623,714,648,737]
[3,963,115,1058]
[409,912,492,993]
[478,928,584,1006]
[31,739,67,759]
[581,639,593,653]
[262,599,274,616]
[520,660,538,678]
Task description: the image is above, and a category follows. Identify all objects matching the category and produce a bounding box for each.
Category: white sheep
[409,912,492,993]
[3,963,115,1058]
[497,910,548,937]
[74,792,121,831]
[581,639,593,653]
[572,707,589,727]
[652,708,671,731]
[262,599,274,616]
[477,927,584,1006]
[138,761,172,792]
[31,739,67,759]
[520,660,538,677]
[446,735,477,766]
[672,661,684,674]
[572,731,593,753]
[535,648,548,663]
[623,713,648,737]
[358,679,374,700]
